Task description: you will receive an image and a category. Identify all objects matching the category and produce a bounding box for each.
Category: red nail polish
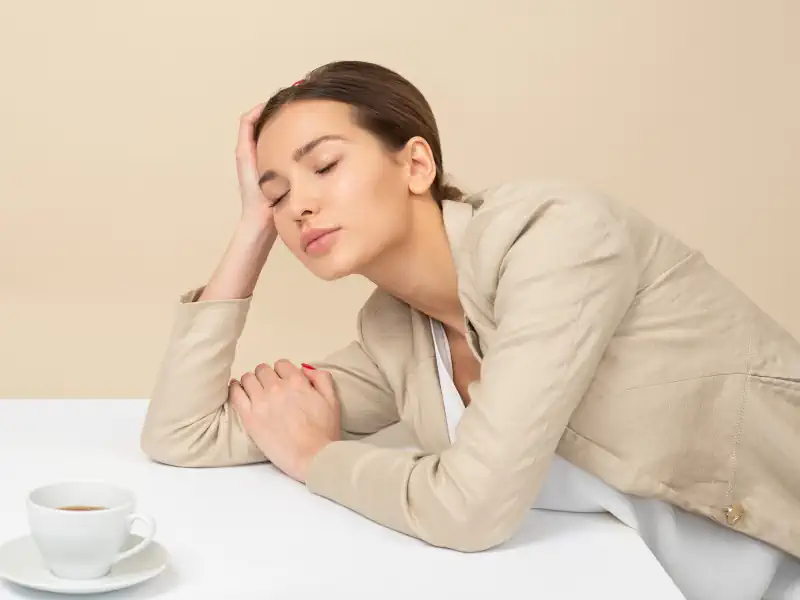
[301,363,316,370]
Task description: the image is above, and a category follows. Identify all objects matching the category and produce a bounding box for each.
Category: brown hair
[253,60,464,205]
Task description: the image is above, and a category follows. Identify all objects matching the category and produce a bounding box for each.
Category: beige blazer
[141,179,800,558]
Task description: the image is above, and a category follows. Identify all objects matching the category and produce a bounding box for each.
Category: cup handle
[114,513,157,563]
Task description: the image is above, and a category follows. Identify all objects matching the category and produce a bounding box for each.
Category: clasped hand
[229,360,340,483]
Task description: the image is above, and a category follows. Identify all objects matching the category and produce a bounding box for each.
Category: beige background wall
[1,1,798,398]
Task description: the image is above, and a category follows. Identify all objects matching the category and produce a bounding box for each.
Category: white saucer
[0,534,169,595]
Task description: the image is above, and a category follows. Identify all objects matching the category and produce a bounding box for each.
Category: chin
[312,266,350,282]
[304,249,363,281]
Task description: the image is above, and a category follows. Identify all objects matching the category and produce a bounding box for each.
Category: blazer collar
[441,198,485,361]
[441,199,475,265]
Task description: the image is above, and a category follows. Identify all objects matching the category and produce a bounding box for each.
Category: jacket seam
[615,371,750,394]
[632,249,697,298]
[725,328,753,508]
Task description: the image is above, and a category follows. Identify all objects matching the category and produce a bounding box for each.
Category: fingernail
[301,363,316,371]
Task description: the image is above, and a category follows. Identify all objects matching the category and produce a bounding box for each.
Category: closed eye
[316,160,339,175]
[269,160,339,206]
[269,191,288,207]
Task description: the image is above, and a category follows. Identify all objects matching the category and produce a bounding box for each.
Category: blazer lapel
[402,200,481,452]
[441,199,475,260]
[441,198,486,362]
[406,306,452,452]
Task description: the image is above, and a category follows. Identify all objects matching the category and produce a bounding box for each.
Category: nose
[286,178,320,222]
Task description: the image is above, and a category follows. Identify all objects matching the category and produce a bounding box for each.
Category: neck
[359,197,465,334]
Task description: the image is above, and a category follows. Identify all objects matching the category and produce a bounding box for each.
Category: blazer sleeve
[140,287,400,468]
[304,197,639,552]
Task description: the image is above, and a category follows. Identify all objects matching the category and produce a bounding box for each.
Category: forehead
[256,100,358,162]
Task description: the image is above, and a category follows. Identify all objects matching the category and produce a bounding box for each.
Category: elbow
[139,408,263,468]
[406,470,528,553]
[423,507,519,553]
[139,413,210,468]
[139,427,194,467]
[438,525,514,554]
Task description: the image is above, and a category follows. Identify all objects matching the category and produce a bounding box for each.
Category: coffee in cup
[27,482,156,580]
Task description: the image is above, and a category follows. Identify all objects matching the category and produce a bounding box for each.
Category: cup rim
[27,481,136,514]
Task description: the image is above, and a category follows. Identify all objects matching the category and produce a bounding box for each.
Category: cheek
[336,151,404,208]
[343,163,409,249]
[273,213,302,256]
[328,166,378,211]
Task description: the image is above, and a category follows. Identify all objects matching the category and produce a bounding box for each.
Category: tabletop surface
[0,399,685,599]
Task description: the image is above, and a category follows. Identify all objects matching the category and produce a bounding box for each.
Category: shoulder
[463,178,629,249]
[352,287,421,391]
[455,178,639,301]
[357,287,411,337]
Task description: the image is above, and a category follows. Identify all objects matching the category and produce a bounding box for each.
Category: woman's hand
[236,102,276,233]
[229,361,340,483]
[198,103,277,302]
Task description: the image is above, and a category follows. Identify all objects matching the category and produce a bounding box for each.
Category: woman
[141,60,800,599]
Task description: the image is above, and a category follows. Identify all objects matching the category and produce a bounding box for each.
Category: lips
[300,227,341,252]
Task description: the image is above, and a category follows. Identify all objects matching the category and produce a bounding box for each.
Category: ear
[404,136,437,196]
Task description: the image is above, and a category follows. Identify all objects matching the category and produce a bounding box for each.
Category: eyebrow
[258,134,347,186]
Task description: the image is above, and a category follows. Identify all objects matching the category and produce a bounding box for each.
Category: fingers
[236,102,267,161]
[254,362,279,389]
[238,102,267,142]
[273,359,308,386]
[228,380,251,415]
[240,370,263,399]
[234,360,318,412]
[241,102,267,124]
[303,367,338,408]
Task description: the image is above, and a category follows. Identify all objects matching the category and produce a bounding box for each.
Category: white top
[430,318,800,600]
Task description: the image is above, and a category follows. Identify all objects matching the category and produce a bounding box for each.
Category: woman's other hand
[236,102,276,234]
[198,104,277,302]
[230,361,340,482]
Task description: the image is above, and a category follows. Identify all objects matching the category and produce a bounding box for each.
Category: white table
[0,400,685,599]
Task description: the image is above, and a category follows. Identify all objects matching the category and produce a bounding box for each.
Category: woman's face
[255,99,430,281]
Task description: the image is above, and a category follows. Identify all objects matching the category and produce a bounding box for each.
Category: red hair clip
[292,79,304,86]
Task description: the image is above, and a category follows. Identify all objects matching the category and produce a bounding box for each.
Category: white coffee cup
[26,481,156,580]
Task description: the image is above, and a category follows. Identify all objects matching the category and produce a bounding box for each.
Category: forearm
[199,219,277,301]
[140,289,265,467]
[141,221,275,467]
